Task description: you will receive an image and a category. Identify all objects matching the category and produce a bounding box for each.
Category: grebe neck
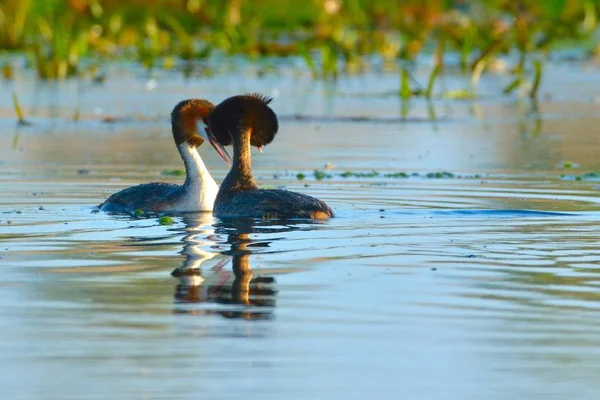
[178,143,211,188]
[221,130,258,192]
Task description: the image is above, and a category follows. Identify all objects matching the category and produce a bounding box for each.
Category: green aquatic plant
[399,68,412,100]
[562,171,600,181]
[0,0,31,49]
[424,63,441,99]
[32,9,93,80]
[426,171,454,179]
[530,59,543,99]
[158,216,174,225]
[161,169,185,176]
[11,91,28,125]
[442,89,474,100]
[313,170,332,180]
[0,0,594,98]
[384,172,409,178]
[300,169,467,180]
[340,170,380,178]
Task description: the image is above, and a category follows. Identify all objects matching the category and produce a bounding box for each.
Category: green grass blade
[503,77,522,95]
[12,91,25,124]
[530,59,543,99]
[400,68,412,100]
[424,63,440,99]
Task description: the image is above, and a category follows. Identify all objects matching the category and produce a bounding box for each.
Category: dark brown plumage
[209,93,278,148]
[209,94,334,220]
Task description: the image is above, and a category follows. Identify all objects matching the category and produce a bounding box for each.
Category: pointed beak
[198,124,232,166]
[209,131,233,166]
[257,146,263,153]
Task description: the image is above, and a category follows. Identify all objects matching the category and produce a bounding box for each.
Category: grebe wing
[100,182,179,213]
[233,189,334,219]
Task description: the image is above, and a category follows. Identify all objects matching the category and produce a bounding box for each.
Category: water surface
[2,62,600,399]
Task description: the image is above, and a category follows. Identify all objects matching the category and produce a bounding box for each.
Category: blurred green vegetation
[1,0,599,98]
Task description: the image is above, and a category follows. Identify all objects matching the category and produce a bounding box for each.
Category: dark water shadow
[171,216,328,320]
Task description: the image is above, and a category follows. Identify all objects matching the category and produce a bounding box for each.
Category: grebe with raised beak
[100,99,231,213]
[208,94,334,219]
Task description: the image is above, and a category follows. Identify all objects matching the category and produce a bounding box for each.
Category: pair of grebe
[100,94,333,219]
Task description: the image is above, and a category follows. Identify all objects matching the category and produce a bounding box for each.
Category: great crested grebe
[100,99,232,213]
[208,93,334,219]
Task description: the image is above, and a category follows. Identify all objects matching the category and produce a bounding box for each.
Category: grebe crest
[209,93,278,148]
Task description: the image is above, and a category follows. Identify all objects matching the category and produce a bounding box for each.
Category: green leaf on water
[161,169,185,176]
[158,216,174,225]
[384,172,409,178]
[426,171,455,179]
[134,209,144,217]
[442,89,474,100]
[313,170,332,180]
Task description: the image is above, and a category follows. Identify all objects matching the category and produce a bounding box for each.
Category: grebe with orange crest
[100,99,231,213]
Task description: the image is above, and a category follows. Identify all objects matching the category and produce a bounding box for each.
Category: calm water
[2,61,600,399]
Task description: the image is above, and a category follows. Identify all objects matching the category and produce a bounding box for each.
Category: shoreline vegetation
[1,0,599,100]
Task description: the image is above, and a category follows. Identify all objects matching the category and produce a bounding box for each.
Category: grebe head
[208,93,279,150]
[171,99,232,164]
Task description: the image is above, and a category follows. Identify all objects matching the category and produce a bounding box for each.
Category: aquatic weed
[313,170,332,180]
[383,172,409,178]
[426,171,455,179]
[161,169,186,176]
[158,216,174,225]
[11,91,29,125]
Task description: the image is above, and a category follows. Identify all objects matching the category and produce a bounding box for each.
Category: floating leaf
[158,216,174,225]
[161,169,185,176]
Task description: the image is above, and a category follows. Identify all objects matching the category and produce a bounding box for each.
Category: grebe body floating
[208,94,334,220]
[100,99,231,213]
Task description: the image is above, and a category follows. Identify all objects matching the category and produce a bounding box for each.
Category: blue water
[2,62,600,399]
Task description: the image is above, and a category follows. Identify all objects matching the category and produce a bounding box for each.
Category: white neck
[179,143,209,185]
[175,143,219,211]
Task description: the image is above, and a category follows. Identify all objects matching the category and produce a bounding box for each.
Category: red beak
[205,127,232,165]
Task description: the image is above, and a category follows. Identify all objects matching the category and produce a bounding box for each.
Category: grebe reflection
[171,215,277,320]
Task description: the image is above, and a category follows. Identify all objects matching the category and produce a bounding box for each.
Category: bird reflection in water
[171,215,278,320]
